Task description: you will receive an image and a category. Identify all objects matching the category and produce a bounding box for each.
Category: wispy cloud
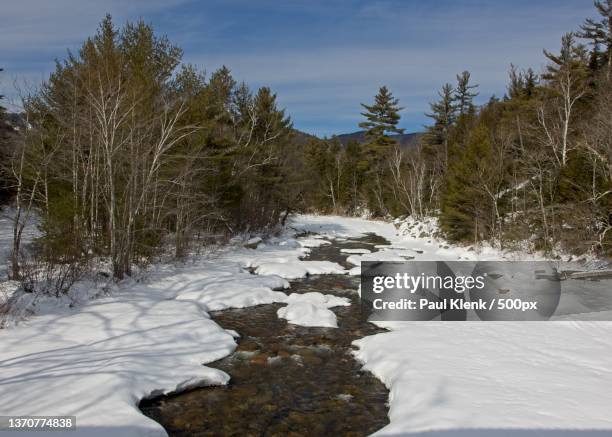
[0,0,597,136]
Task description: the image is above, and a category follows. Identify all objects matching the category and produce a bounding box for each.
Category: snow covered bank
[354,322,612,436]
[0,257,288,436]
[0,282,235,437]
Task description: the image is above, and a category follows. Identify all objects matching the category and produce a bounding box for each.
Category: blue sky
[0,0,597,136]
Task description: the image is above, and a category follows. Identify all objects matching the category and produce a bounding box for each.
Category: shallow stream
[140,234,391,436]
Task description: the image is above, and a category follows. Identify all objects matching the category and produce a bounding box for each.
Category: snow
[340,248,371,254]
[278,292,350,328]
[253,260,345,279]
[0,278,236,437]
[354,322,612,436]
[1,212,611,436]
[291,214,401,241]
[284,291,351,308]
[243,236,263,248]
[246,236,262,245]
[346,250,407,266]
[297,237,332,248]
[293,214,548,264]
[278,302,338,327]
[0,207,40,272]
[175,273,289,311]
[230,237,346,279]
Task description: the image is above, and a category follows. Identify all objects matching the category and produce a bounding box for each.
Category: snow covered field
[0,214,611,436]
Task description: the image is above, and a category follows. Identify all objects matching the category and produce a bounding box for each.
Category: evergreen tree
[424,83,457,166]
[358,86,404,215]
[342,141,368,213]
[543,33,589,81]
[454,71,479,116]
[303,139,342,212]
[507,64,525,99]
[440,124,496,242]
[0,68,4,113]
[0,67,10,136]
[508,65,539,99]
[578,0,612,77]
[237,86,293,228]
[359,86,404,154]
[523,68,538,97]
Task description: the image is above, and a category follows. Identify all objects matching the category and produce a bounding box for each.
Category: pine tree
[0,68,4,111]
[237,86,293,227]
[358,86,404,215]
[251,87,292,144]
[440,124,496,242]
[508,65,539,99]
[454,71,479,116]
[342,141,368,213]
[424,83,457,166]
[524,68,538,97]
[359,86,404,154]
[578,0,612,78]
[543,33,589,81]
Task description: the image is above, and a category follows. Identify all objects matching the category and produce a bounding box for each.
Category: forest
[0,1,611,297]
[302,2,611,256]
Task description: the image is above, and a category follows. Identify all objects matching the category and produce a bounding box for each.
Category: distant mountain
[290,129,319,145]
[291,129,423,150]
[333,130,421,149]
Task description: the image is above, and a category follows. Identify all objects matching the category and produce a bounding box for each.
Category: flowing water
[140,234,391,436]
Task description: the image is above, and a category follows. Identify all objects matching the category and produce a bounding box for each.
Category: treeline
[1,4,611,294]
[2,16,299,283]
[302,1,611,255]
